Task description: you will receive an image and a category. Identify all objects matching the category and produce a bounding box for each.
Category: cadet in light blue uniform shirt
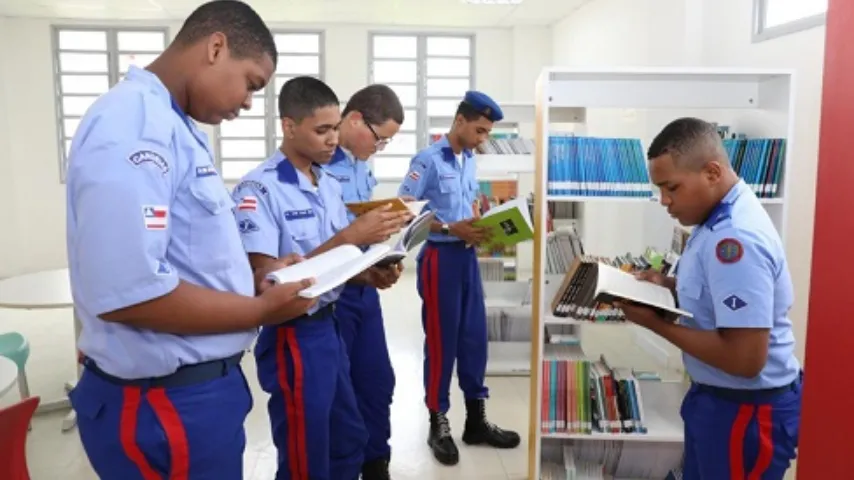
[398,91,521,467]
[233,77,406,480]
[64,3,315,479]
[621,117,802,480]
[324,84,405,480]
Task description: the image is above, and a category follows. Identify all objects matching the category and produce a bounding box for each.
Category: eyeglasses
[360,112,392,150]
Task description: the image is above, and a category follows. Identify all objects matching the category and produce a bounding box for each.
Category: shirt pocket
[188,178,237,272]
[437,175,461,211]
[465,177,479,205]
[286,217,321,256]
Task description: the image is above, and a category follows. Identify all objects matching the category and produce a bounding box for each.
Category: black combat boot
[461,399,521,448]
[361,456,391,480]
[427,410,459,465]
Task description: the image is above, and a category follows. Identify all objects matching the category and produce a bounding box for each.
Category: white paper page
[405,200,429,216]
[266,244,362,284]
[298,244,390,298]
[397,211,434,252]
[595,263,693,317]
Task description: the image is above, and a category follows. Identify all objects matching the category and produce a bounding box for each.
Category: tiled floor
[2,272,531,479]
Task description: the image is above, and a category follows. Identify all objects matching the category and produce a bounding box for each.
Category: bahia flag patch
[142,205,168,230]
[238,196,258,211]
[408,171,420,181]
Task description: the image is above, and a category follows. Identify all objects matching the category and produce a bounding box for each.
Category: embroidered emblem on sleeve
[128,150,169,174]
[715,238,743,264]
[722,294,747,311]
[237,196,258,211]
[408,171,421,181]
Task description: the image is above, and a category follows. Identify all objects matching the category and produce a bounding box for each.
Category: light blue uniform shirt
[232,151,350,313]
[397,136,479,242]
[325,146,377,221]
[65,66,256,380]
[676,180,801,389]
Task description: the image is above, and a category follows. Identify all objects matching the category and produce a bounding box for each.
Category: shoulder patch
[715,237,743,264]
[722,294,747,311]
[236,180,269,196]
[238,218,259,234]
[237,196,258,211]
[408,171,421,181]
[128,150,169,174]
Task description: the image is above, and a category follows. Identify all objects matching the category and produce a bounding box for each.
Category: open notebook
[266,210,435,298]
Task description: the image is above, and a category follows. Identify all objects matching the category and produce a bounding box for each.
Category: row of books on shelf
[540,443,684,480]
[476,135,535,155]
[546,135,654,198]
[541,353,654,436]
[545,226,585,275]
[723,137,785,198]
[543,134,787,200]
[550,251,681,323]
[487,309,531,342]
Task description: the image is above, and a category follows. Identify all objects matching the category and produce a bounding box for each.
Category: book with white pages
[266,210,435,298]
[592,263,693,319]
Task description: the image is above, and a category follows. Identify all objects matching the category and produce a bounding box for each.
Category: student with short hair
[324,84,405,479]
[233,76,410,480]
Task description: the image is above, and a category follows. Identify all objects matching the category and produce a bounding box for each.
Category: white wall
[549,0,824,367]
[0,18,552,278]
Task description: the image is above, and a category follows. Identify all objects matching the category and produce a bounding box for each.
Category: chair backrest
[0,396,40,480]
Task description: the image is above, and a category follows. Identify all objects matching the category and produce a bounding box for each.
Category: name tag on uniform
[439,174,458,181]
[334,175,350,183]
[284,209,315,221]
[195,165,217,177]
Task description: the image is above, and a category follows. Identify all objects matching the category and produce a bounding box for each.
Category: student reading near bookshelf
[63,2,323,478]
[617,117,802,479]
[323,84,405,480]
[231,77,410,479]
[397,91,521,466]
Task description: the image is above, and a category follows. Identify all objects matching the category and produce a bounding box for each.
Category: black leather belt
[82,352,244,389]
[695,376,801,403]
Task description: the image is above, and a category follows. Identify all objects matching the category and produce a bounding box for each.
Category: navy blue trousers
[417,241,489,413]
[681,380,801,479]
[254,313,368,480]
[70,363,251,479]
[336,284,395,463]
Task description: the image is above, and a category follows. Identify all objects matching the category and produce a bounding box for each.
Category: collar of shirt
[433,135,474,163]
[702,179,748,230]
[271,150,331,193]
[329,145,358,166]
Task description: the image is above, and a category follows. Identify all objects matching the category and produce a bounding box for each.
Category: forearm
[100,281,268,335]
[645,322,764,378]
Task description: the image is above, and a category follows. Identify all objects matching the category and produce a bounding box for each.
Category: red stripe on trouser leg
[146,388,190,480]
[429,248,442,412]
[729,404,755,480]
[276,328,303,479]
[285,328,309,480]
[747,404,774,480]
[119,386,160,480]
[420,247,436,411]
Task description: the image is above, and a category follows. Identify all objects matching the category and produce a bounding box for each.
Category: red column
[797,0,854,477]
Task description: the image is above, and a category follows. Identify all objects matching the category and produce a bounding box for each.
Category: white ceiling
[0,0,588,27]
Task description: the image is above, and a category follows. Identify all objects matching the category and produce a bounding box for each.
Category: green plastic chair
[0,332,30,399]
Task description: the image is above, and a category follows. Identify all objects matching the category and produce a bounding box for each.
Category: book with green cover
[473,197,534,247]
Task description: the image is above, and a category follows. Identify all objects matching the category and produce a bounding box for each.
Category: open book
[266,210,435,298]
[346,197,428,217]
[551,257,692,321]
[473,197,534,247]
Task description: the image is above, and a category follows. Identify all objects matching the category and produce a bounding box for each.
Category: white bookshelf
[528,67,794,479]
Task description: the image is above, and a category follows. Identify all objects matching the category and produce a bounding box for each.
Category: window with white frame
[217,31,324,181]
[53,27,168,181]
[369,33,474,179]
[754,0,827,42]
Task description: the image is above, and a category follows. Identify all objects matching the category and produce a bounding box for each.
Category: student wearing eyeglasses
[323,84,404,480]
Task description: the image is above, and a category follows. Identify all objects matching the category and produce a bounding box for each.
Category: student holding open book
[231,77,410,480]
[617,118,802,480]
[322,84,407,479]
[398,91,521,466]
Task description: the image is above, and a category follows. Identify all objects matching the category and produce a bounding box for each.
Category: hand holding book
[343,204,413,245]
[450,218,493,246]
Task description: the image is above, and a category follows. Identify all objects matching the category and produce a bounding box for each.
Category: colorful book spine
[546,135,653,197]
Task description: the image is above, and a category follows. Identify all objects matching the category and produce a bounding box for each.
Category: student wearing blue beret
[398,90,521,466]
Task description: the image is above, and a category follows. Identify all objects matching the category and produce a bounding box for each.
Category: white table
[0,268,80,431]
[0,356,18,399]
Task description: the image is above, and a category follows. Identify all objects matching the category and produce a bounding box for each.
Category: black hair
[455,101,485,122]
[174,0,277,64]
[278,76,340,122]
[647,117,728,169]
[342,84,404,126]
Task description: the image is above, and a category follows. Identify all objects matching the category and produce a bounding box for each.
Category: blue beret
[462,90,503,122]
